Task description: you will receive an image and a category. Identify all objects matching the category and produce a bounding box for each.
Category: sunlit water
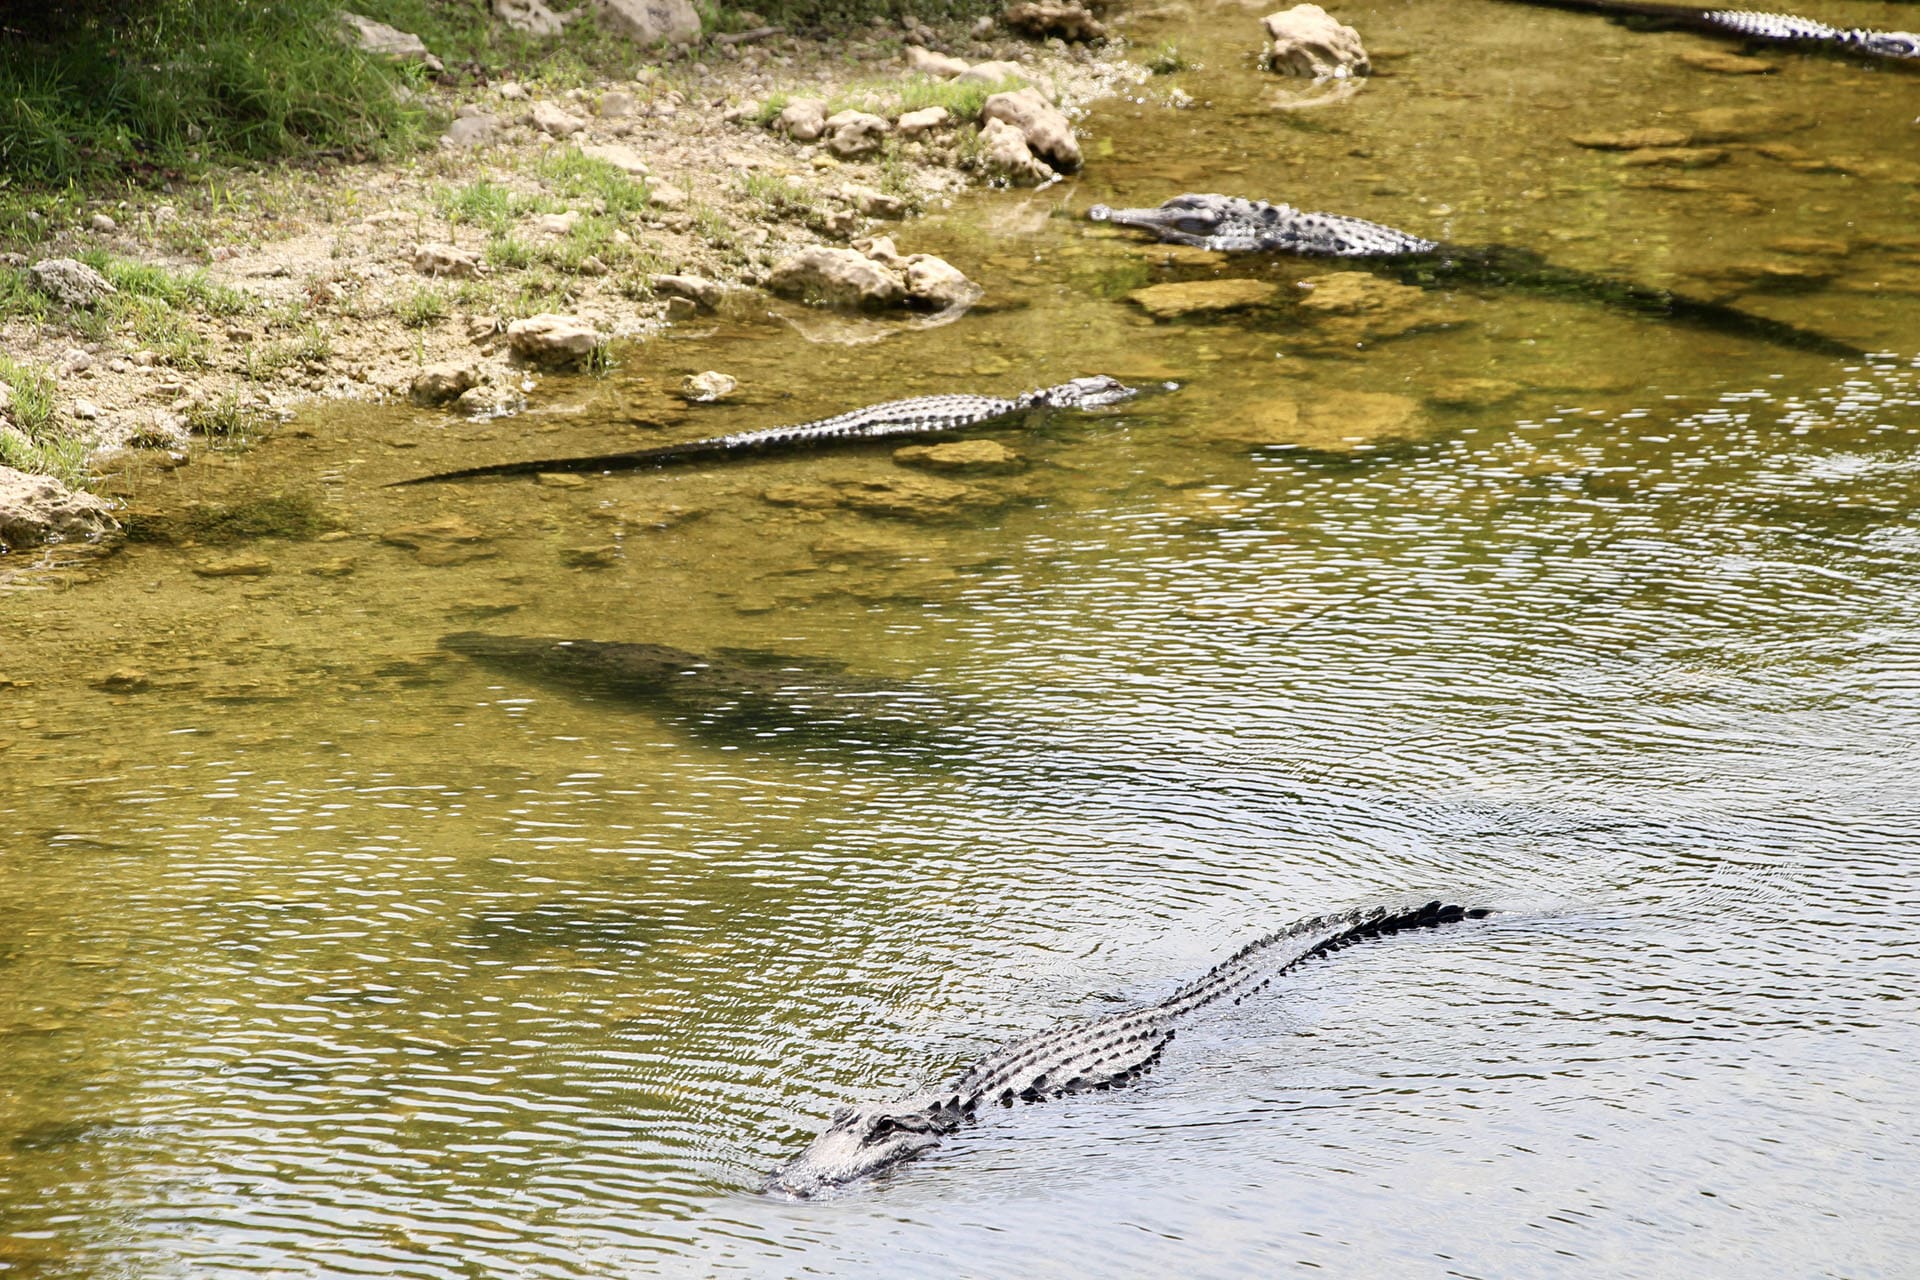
[5,1,1920,1275]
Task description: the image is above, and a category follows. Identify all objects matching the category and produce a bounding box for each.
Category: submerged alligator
[392,375,1142,486]
[1496,0,1920,62]
[441,631,954,747]
[1091,194,1865,358]
[768,898,1492,1197]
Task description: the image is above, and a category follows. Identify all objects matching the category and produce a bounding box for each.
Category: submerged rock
[680,371,739,402]
[893,440,1026,473]
[1127,279,1282,319]
[1196,389,1426,452]
[1686,105,1811,142]
[1261,4,1370,77]
[1568,127,1693,151]
[1292,271,1461,346]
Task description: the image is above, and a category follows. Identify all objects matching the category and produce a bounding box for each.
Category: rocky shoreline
[0,5,1146,557]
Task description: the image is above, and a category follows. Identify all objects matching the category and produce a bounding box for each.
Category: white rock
[766,247,907,308]
[651,273,727,308]
[824,109,890,158]
[494,0,569,36]
[89,213,117,234]
[775,98,829,141]
[595,0,702,44]
[680,371,738,402]
[507,314,604,367]
[906,45,969,78]
[599,90,638,117]
[904,254,978,308]
[531,210,582,236]
[414,243,482,278]
[958,60,1030,90]
[531,101,587,137]
[339,11,444,71]
[443,114,496,147]
[649,185,689,211]
[841,183,906,218]
[71,399,103,420]
[895,106,951,135]
[978,117,1055,184]
[29,258,116,307]
[982,87,1080,170]
[0,464,117,550]
[1261,4,1371,77]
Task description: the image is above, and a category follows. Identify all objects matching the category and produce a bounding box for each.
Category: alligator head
[1018,374,1142,413]
[765,1094,964,1198]
[1089,193,1258,247]
[1090,193,1440,257]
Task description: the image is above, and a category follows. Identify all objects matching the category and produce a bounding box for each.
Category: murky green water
[5,3,1920,1276]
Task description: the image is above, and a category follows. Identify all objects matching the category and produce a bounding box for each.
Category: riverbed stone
[1003,0,1106,41]
[893,439,1026,473]
[444,114,497,147]
[981,87,1080,170]
[834,472,1006,520]
[0,465,117,550]
[680,370,738,402]
[775,98,829,141]
[651,273,727,308]
[379,515,495,564]
[496,0,569,36]
[959,60,1032,90]
[1618,146,1729,169]
[1678,48,1775,74]
[28,258,116,307]
[906,45,970,78]
[978,117,1054,184]
[192,553,273,578]
[1127,278,1282,319]
[1686,105,1811,142]
[1261,4,1370,77]
[1292,271,1459,346]
[1427,376,1522,409]
[579,141,650,174]
[1198,389,1424,452]
[1568,127,1693,150]
[531,101,588,137]
[766,246,908,307]
[824,110,890,158]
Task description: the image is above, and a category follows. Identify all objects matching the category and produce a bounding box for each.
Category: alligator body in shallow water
[392,375,1143,486]
[1091,194,1865,357]
[768,898,1492,1197]
[440,632,953,747]
[1496,0,1920,61]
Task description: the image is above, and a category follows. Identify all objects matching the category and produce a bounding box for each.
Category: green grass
[738,172,820,220]
[0,355,88,486]
[397,286,450,329]
[535,149,651,216]
[1145,42,1191,75]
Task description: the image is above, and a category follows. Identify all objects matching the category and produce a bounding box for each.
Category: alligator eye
[868,1117,901,1138]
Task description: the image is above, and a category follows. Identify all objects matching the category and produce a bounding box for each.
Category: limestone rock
[0,465,117,550]
[680,371,738,402]
[824,109,890,158]
[651,273,727,309]
[1618,146,1729,169]
[959,60,1029,89]
[1678,48,1775,74]
[893,439,1025,473]
[835,473,1004,520]
[1127,278,1281,318]
[599,90,638,117]
[1003,1,1106,41]
[493,0,570,36]
[410,363,481,406]
[1569,127,1693,151]
[192,553,273,578]
[506,313,603,366]
[904,255,979,309]
[530,210,582,235]
[1427,377,1521,409]
[1686,105,1811,142]
[906,45,970,77]
[896,105,952,135]
[380,515,495,565]
[414,243,482,278]
[775,98,829,141]
[978,117,1054,184]
[531,101,588,137]
[981,87,1080,170]
[1261,4,1370,78]
[1198,390,1424,452]
[579,141,650,174]
[1293,271,1459,345]
[595,0,702,45]
[28,258,115,307]
[443,114,496,147]
[339,11,444,71]
[767,247,908,308]
[841,184,906,218]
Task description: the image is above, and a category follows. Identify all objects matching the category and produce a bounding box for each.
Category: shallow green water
[5,2,1920,1276]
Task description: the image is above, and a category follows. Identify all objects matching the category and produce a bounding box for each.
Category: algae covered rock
[1261,4,1370,77]
[0,465,117,550]
[1127,279,1282,319]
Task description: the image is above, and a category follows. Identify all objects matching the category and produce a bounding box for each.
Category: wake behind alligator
[769,898,1492,1197]
[391,375,1142,486]
[1091,195,1866,358]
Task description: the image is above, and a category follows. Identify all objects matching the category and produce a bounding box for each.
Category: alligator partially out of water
[1497,0,1920,62]
[768,898,1492,1197]
[440,631,953,747]
[1090,194,1865,358]
[391,375,1142,486]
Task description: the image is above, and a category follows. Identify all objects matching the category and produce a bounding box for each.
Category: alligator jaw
[1088,197,1232,249]
[765,1097,956,1199]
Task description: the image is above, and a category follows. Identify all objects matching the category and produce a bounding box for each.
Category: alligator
[1494,0,1920,62]
[1090,194,1865,358]
[440,631,954,747]
[391,375,1143,486]
[768,898,1492,1198]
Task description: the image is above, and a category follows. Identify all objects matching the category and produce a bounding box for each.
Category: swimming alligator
[440,631,954,748]
[1495,0,1920,62]
[1090,194,1865,358]
[391,375,1143,486]
[768,898,1492,1197]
